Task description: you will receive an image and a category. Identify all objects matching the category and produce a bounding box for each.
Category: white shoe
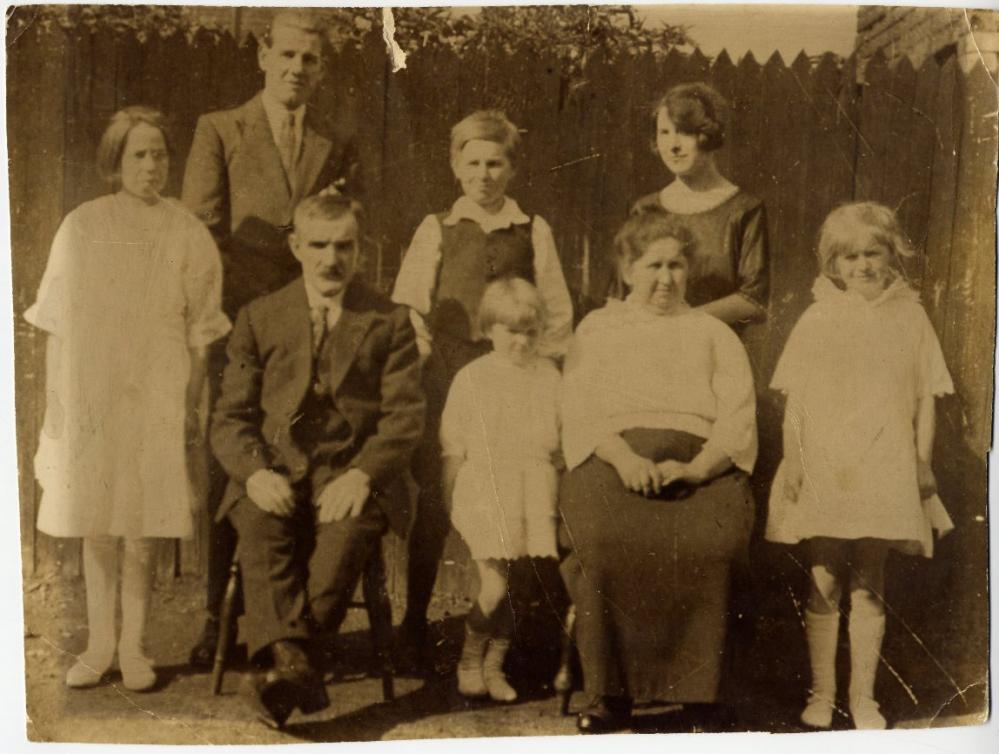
[65,657,111,689]
[850,696,886,730]
[482,639,517,703]
[119,652,157,692]
[800,693,834,728]
[457,626,489,698]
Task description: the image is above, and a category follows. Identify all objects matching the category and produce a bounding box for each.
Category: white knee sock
[81,536,119,668]
[806,608,839,699]
[848,593,887,728]
[119,538,156,661]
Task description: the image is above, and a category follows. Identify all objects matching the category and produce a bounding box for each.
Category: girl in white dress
[440,278,560,702]
[766,202,954,730]
[26,107,230,691]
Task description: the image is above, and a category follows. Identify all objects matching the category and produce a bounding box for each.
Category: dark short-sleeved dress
[630,189,770,313]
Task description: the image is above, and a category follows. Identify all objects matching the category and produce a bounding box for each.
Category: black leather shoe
[576,711,629,734]
[249,641,329,728]
[576,697,631,734]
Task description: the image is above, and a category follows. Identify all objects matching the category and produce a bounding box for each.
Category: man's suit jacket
[182,93,362,317]
[210,277,425,536]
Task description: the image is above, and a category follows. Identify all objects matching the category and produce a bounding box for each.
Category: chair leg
[362,541,395,702]
[554,603,577,716]
[211,557,241,695]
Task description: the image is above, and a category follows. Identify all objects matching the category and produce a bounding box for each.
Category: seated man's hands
[246,469,296,517]
[317,468,371,524]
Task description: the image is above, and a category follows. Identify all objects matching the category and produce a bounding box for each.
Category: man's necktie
[278,111,298,179]
[310,305,329,355]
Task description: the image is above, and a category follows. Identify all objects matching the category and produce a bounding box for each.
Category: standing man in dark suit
[182,9,362,667]
[211,194,424,726]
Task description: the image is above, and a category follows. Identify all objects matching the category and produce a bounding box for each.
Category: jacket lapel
[322,281,374,395]
[241,94,294,198]
[296,108,334,203]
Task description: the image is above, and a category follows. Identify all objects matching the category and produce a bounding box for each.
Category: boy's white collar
[443,196,530,231]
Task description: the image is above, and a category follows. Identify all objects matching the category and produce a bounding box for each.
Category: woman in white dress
[26,107,230,691]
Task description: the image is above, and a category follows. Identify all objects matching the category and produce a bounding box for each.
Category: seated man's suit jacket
[210,277,424,537]
[182,93,363,318]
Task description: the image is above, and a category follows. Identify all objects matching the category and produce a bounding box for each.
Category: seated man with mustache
[210,194,424,727]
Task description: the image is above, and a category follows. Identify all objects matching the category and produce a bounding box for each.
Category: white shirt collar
[443,196,531,233]
[260,91,306,143]
[304,280,346,314]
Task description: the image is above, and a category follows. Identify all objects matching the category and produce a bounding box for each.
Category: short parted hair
[653,82,728,152]
[478,278,546,334]
[450,110,521,167]
[614,211,698,270]
[817,202,915,281]
[96,106,170,188]
[263,9,326,47]
[293,193,364,232]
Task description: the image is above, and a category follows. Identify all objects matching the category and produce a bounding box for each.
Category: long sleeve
[391,214,442,358]
[530,215,574,356]
[350,306,426,485]
[703,323,758,473]
[181,114,228,244]
[209,307,272,483]
[183,222,231,347]
[560,319,614,470]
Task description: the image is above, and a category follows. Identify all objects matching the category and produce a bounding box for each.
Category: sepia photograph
[3,2,997,748]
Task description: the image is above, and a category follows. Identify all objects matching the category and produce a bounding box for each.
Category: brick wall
[857,6,999,76]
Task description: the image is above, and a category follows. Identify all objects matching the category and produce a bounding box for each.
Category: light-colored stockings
[457,626,490,697]
[848,592,887,729]
[482,638,517,702]
[801,608,839,728]
[65,537,158,691]
[118,538,157,691]
[66,537,119,687]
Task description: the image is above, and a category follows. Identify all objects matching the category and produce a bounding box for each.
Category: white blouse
[561,300,757,472]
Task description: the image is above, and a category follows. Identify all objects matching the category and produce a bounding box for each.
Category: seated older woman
[560,211,757,733]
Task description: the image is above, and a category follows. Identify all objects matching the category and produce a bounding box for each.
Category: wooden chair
[211,539,396,702]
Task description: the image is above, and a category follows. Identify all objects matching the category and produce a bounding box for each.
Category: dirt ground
[20,561,989,745]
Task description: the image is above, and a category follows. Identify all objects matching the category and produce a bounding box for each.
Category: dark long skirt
[559,428,754,705]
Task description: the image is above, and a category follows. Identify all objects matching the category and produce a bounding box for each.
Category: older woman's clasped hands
[590,217,737,499]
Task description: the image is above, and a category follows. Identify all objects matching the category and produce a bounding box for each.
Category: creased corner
[382,8,407,73]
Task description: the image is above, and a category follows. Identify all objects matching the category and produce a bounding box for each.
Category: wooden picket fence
[8,24,996,617]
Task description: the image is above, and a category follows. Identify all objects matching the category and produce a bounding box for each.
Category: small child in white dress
[440,278,561,702]
[766,202,954,730]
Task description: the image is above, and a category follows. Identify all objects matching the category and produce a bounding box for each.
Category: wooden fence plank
[924,59,965,393]
[854,50,892,202]
[9,30,995,618]
[880,57,929,283]
[708,50,737,181]
[952,62,998,458]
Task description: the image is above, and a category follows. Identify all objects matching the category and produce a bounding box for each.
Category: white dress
[440,352,561,559]
[765,277,954,556]
[25,193,231,539]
